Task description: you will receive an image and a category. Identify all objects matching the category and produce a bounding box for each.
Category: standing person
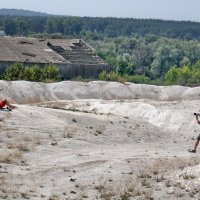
[188,113,200,153]
[0,99,16,110]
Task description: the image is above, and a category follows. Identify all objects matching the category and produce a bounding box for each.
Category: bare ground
[0,81,200,200]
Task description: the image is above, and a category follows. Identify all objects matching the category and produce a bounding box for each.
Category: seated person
[0,99,16,110]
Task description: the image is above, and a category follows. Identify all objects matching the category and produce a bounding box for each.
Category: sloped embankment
[0,80,199,104]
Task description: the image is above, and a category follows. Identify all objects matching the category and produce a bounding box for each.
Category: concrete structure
[0,36,111,79]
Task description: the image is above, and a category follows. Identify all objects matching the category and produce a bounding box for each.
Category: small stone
[51,141,57,146]
[40,194,46,198]
[167,188,174,194]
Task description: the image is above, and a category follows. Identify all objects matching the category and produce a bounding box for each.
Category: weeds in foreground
[0,151,22,164]
[63,125,77,139]
[0,175,5,187]
[91,156,200,199]
[6,141,30,152]
[181,172,196,180]
[48,194,61,200]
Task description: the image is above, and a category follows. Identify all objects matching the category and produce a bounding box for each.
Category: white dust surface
[0,80,200,199]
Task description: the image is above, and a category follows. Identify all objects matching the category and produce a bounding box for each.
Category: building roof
[0,36,81,64]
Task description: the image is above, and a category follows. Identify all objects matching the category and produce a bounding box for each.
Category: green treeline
[1,16,200,39]
[165,62,200,85]
[99,61,200,86]
[94,35,200,85]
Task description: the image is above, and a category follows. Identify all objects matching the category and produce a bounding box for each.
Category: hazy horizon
[1,0,200,22]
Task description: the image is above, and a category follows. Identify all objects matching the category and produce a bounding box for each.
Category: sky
[0,0,200,22]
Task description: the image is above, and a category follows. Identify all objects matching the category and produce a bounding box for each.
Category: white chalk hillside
[0,80,199,103]
[0,80,199,133]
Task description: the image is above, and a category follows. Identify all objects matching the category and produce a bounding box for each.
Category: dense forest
[1,12,200,85]
[1,15,200,39]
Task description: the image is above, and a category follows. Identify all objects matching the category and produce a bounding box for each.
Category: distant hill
[0,8,51,16]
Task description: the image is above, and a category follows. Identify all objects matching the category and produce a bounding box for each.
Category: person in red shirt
[0,99,16,110]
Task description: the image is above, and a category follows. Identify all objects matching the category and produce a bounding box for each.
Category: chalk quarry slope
[0,80,199,134]
[0,80,200,200]
[0,80,200,103]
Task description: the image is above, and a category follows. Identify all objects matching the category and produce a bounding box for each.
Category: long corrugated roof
[0,36,80,64]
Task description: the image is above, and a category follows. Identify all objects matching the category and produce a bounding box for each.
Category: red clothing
[0,100,6,108]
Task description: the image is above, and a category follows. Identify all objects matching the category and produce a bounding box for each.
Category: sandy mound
[0,80,200,199]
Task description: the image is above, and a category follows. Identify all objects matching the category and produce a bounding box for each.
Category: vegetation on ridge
[1,63,61,82]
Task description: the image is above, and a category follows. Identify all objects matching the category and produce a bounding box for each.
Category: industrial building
[0,36,111,79]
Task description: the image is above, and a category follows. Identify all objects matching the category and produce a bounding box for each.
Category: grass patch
[6,142,30,152]
[0,151,22,164]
